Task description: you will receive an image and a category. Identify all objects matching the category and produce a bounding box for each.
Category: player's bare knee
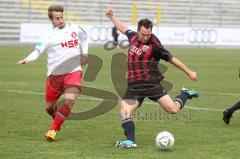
[45,107,51,113]
[120,110,131,120]
[45,105,55,114]
[166,107,179,114]
[46,102,55,109]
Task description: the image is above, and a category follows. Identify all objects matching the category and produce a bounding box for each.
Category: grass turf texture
[0,46,239,159]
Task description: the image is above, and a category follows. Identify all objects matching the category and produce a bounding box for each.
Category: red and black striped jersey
[125,30,173,84]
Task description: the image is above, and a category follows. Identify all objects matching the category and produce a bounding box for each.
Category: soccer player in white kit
[17,5,88,141]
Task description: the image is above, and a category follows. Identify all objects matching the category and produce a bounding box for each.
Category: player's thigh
[63,87,80,106]
[64,70,82,91]
[157,94,178,113]
[63,87,80,104]
[63,71,82,104]
[45,78,62,105]
[120,99,139,119]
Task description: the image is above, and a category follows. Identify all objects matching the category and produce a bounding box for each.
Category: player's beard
[58,23,65,29]
[53,22,65,29]
[138,34,148,44]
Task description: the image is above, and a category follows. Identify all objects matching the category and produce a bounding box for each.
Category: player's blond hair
[48,5,64,20]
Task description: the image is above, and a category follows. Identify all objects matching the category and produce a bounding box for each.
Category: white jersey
[25,23,88,76]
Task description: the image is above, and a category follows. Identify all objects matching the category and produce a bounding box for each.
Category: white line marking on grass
[170,90,240,97]
[0,81,29,85]
[2,83,240,97]
[4,89,44,95]
[143,101,223,112]
[3,89,226,112]
[202,91,240,97]
[184,106,224,112]
[3,89,104,101]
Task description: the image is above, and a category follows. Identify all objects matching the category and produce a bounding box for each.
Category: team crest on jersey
[71,32,77,38]
[142,45,149,52]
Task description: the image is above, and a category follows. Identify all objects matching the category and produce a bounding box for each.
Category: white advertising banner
[154,27,240,46]
[20,23,52,42]
[20,23,240,46]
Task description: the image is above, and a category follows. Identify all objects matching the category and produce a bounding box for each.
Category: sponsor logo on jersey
[71,32,77,38]
[129,45,149,55]
[130,45,142,55]
[61,39,79,48]
[142,45,149,52]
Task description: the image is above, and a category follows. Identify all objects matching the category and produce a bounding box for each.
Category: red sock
[50,104,71,131]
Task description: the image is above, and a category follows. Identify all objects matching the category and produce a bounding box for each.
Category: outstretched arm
[169,57,197,81]
[17,49,41,64]
[105,7,128,34]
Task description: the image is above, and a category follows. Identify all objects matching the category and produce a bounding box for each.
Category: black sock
[228,101,240,114]
[174,92,189,109]
[122,118,135,142]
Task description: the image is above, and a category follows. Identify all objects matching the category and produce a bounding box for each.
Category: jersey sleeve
[25,35,50,62]
[158,48,173,62]
[24,49,41,62]
[34,32,51,53]
[152,35,173,61]
[125,29,137,42]
[35,41,47,53]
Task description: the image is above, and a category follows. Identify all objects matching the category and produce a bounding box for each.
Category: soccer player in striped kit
[17,5,88,141]
[105,7,199,148]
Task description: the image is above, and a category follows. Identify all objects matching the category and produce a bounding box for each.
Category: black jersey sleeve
[152,35,173,61]
[158,48,173,62]
[125,30,137,42]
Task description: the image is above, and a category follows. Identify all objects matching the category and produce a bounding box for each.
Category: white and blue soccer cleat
[181,87,199,99]
[115,140,138,149]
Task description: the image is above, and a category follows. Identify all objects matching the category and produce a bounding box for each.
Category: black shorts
[122,81,168,105]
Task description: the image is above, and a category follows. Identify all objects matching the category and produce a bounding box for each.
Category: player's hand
[105,7,113,18]
[188,71,197,81]
[17,59,28,64]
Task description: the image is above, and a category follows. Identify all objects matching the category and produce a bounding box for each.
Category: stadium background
[0,0,239,159]
[1,0,240,45]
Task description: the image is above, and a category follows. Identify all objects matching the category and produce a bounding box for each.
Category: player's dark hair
[137,18,153,31]
[48,5,64,20]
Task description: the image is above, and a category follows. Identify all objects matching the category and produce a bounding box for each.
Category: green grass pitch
[0,46,239,159]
